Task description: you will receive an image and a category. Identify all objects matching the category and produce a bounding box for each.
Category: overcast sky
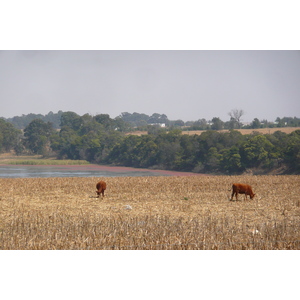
[1,50,299,123]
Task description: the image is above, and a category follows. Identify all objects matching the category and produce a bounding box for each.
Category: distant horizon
[1,109,299,124]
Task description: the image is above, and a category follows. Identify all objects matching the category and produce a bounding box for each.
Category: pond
[0,165,200,178]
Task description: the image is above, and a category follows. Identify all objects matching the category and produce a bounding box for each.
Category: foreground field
[1,175,299,249]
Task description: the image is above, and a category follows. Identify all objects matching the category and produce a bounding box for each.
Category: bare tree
[228,109,244,129]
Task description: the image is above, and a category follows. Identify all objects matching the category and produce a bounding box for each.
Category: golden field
[1,175,300,250]
[126,127,300,136]
[183,127,300,135]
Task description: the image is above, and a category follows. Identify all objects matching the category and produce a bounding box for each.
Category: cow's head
[250,193,256,199]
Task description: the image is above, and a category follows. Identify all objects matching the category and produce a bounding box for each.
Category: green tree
[94,114,113,130]
[114,116,133,132]
[179,134,198,170]
[220,130,245,148]
[170,120,185,127]
[119,112,150,127]
[251,118,261,129]
[98,130,123,163]
[79,118,104,136]
[204,147,221,171]
[126,135,158,168]
[220,146,243,173]
[284,130,300,171]
[108,135,141,166]
[24,119,55,154]
[148,113,169,125]
[0,119,22,152]
[211,117,224,130]
[54,125,93,160]
[241,135,275,168]
[188,118,209,130]
[60,112,82,131]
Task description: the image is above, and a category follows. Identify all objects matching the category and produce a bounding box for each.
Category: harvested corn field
[0,175,300,250]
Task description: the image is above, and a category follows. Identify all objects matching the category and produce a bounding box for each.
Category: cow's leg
[231,191,234,201]
[97,188,102,198]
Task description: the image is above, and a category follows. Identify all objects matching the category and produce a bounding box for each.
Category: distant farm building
[148,123,166,128]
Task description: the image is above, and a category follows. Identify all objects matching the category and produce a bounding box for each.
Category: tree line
[3,110,300,130]
[1,111,299,174]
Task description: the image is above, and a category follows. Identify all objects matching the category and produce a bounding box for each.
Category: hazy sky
[1,50,299,122]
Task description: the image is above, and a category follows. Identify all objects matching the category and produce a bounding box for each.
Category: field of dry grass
[184,127,300,136]
[126,127,300,136]
[1,175,299,250]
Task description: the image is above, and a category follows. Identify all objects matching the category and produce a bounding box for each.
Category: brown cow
[230,183,255,201]
[96,181,106,198]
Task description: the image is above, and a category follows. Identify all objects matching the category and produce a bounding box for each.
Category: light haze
[1,50,299,123]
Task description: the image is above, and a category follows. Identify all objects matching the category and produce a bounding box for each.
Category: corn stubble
[0,175,299,250]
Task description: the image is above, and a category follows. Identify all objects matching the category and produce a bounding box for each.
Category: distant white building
[149,123,166,127]
[241,122,251,127]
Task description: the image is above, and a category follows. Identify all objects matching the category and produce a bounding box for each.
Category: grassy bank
[7,159,90,165]
[1,175,299,250]
[0,153,89,165]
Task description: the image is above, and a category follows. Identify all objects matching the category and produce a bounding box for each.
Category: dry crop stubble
[0,175,300,249]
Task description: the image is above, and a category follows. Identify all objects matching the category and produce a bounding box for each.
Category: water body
[0,165,201,178]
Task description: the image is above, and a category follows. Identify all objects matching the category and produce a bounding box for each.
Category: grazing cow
[96,181,106,198]
[230,183,255,201]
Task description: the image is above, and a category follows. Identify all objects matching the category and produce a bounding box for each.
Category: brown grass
[1,175,299,250]
[184,127,300,136]
[126,127,300,136]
